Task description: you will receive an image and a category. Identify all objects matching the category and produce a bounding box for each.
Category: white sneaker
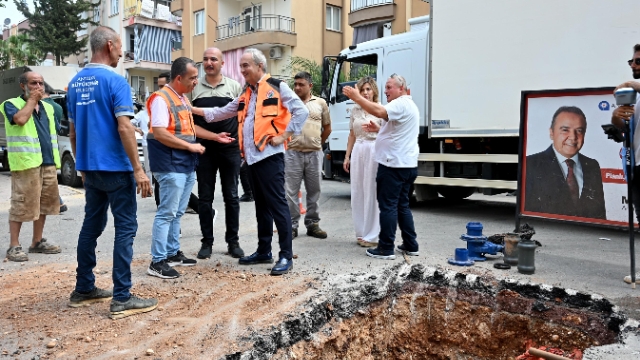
[623,273,640,284]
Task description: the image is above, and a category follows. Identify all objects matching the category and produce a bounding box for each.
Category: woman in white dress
[343,77,383,247]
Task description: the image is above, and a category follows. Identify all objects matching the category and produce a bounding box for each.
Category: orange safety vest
[146,87,196,142]
[237,74,292,152]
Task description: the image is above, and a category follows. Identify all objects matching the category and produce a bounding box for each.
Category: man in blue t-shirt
[66,26,157,320]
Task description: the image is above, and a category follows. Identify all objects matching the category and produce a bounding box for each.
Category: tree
[15,0,100,65]
[285,56,323,96]
[0,0,7,8]
[0,33,44,70]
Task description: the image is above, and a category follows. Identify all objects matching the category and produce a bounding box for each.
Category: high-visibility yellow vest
[0,96,60,171]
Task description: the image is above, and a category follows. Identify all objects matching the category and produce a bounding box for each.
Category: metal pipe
[527,348,571,360]
[625,118,637,289]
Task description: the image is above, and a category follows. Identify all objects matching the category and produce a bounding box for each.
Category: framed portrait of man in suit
[519,87,635,227]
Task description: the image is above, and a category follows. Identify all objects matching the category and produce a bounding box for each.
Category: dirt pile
[0,259,319,359]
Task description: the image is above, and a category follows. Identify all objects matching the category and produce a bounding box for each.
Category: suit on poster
[525,145,606,219]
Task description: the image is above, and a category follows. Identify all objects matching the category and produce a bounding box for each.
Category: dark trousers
[240,160,253,196]
[248,153,293,260]
[376,165,418,252]
[75,171,137,302]
[154,176,199,211]
[632,166,640,223]
[196,149,241,245]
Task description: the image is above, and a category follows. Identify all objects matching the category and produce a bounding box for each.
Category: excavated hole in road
[225,264,627,360]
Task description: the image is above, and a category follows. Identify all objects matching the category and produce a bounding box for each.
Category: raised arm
[192,97,241,123]
[343,86,388,120]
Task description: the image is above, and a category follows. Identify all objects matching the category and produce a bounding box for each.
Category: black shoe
[292,228,298,238]
[167,250,197,267]
[110,295,158,320]
[68,287,112,308]
[366,247,396,260]
[306,223,327,239]
[239,193,254,202]
[270,258,293,275]
[147,260,180,278]
[239,251,274,265]
[227,242,245,258]
[397,244,419,256]
[60,204,68,213]
[197,242,213,259]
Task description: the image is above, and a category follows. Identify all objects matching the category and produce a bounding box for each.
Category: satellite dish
[4,18,11,26]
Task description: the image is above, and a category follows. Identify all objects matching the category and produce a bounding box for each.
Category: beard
[633,70,640,79]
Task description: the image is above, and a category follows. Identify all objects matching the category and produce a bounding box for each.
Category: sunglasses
[628,58,640,66]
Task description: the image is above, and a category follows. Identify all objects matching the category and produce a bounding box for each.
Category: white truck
[1,66,144,186]
[321,0,638,200]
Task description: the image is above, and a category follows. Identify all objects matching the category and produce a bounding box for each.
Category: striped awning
[135,25,182,64]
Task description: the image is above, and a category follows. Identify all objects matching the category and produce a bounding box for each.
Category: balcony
[214,15,296,52]
[123,0,181,30]
[349,0,395,27]
[170,0,182,16]
[170,36,184,62]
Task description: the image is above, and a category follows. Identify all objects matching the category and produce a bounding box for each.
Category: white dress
[349,105,383,242]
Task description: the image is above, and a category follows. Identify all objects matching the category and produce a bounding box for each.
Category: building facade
[170,0,354,85]
[350,0,429,45]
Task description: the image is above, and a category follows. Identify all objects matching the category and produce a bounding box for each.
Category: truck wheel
[61,153,83,187]
[436,186,476,200]
[1,150,8,171]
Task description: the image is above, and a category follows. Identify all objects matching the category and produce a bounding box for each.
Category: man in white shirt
[343,74,419,260]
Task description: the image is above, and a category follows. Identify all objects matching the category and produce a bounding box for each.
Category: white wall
[218,0,241,25]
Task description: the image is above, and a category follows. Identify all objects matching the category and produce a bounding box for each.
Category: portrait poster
[518,87,635,226]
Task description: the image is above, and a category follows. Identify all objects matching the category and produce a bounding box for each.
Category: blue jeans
[151,171,196,263]
[376,165,418,252]
[75,171,137,302]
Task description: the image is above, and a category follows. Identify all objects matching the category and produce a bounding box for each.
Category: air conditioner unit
[269,46,282,59]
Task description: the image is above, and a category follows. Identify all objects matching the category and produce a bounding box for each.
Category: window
[130,76,146,100]
[93,6,101,23]
[333,55,378,103]
[194,10,205,35]
[77,12,89,36]
[326,5,341,31]
[111,0,119,15]
[153,77,159,91]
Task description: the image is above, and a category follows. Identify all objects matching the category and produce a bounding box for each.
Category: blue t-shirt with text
[67,64,135,171]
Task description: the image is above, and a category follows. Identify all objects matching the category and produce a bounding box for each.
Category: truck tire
[1,150,8,171]
[61,153,83,187]
[436,186,476,200]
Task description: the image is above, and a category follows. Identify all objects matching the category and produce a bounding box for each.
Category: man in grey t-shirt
[343,74,419,261]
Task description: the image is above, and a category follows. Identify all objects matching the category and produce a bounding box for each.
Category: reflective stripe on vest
[0,97,61,171]
[237,74,292,152]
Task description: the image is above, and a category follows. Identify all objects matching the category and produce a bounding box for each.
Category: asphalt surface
[0,168,639,319]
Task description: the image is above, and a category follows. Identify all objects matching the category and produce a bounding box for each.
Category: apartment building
[350,0,429,44]
[170,0,353,85]
[67,0,183,102]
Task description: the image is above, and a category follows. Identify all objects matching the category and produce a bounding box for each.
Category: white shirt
[375,95,420,168]
[149,85,190,129]
[552,147,584,197]
[131,110,149,146]
[633,96,640,165]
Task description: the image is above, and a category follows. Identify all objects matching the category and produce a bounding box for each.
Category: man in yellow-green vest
[0,71,62,262]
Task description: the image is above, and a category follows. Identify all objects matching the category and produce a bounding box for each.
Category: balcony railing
[350,0,394,12]
[216,15,295,41]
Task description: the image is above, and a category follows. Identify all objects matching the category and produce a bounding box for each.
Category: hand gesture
[188,143,206,154]
[134,169,152,198]
[270,134,287,146]
[342,85,360,101]
[613,105,635,125]
[29,88,44,103]
[134,127,144,136]
[215,132,235,144]
[362,120,380,133]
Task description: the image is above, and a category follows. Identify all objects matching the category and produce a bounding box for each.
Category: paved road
[0,169,638,318]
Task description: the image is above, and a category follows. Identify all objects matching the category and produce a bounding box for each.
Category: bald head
[90,26,119,53]
[89,26,122,68]
[203,47,224,78]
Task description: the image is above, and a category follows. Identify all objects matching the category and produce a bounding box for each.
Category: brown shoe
[306,224,327,239]
[29,238,61,254]
[357,238,378,248]
[7,246,29,262]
